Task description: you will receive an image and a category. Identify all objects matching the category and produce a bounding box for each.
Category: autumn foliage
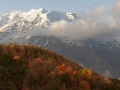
[13,55,20,59]
[0,44,120,90]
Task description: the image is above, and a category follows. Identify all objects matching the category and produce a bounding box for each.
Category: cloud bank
[30,0,120,39]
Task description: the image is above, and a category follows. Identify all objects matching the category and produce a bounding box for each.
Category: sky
[0,0,118,15]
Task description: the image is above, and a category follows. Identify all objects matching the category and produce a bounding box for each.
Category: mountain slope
[2,35,113,77]
[30,36,113,75]
[0,8,120,78]
[84,39,120,77]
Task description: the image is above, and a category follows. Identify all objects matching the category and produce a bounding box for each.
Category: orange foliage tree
[87,69,93,76]
[13,55,20,60]
[79,80,91,90]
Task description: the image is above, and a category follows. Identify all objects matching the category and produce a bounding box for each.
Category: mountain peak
[11,10,22,13]
[37,8,48,13]
[9,10,24,15]
[27,8,48,14]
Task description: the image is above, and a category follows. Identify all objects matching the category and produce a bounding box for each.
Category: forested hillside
[0,44,120,90]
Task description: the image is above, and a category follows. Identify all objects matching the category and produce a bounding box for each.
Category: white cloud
[92,6,106,15]
[29,0,120,39]
[30,16,120,39]
[112,0,120,15]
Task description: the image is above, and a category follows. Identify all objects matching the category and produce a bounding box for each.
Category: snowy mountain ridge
[0,8,76,32]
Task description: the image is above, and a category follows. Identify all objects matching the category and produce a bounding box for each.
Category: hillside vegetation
[0,44,120,90]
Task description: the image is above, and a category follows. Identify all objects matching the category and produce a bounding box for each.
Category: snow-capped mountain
[0,8,76,32]
[0,8,120,78]
[0,8,76,43]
